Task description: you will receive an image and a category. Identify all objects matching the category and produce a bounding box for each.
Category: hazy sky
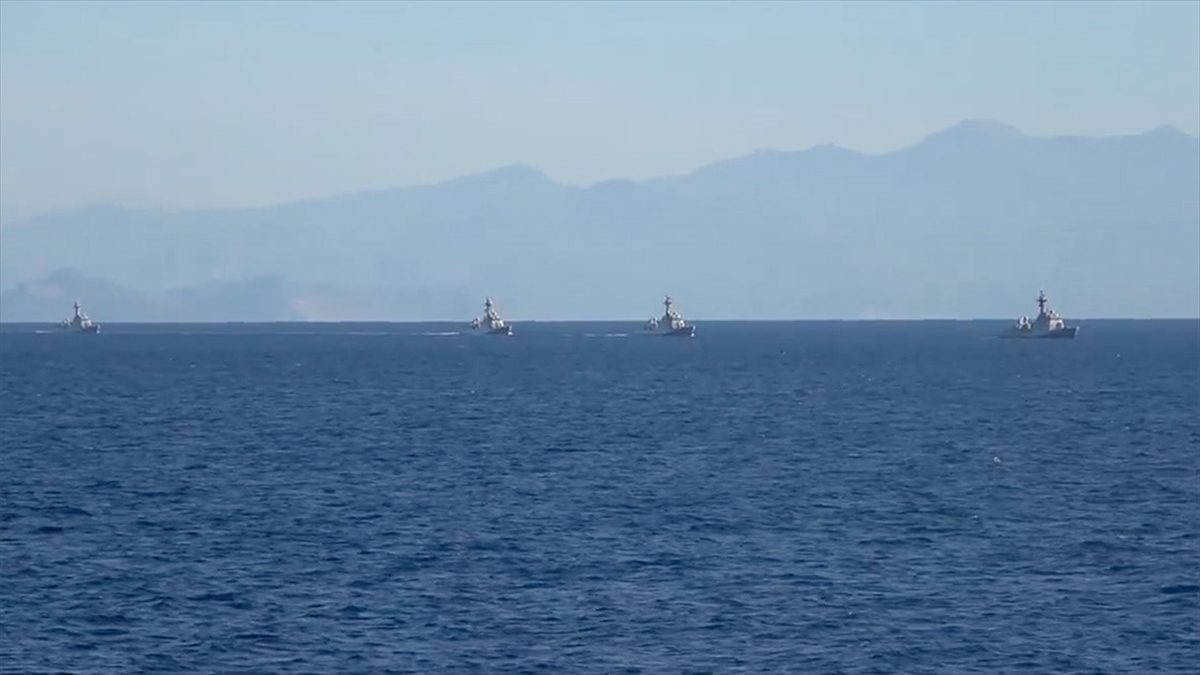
[1,0,1198,222]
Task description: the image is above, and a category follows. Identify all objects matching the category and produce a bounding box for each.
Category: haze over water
[2,2,1199,321]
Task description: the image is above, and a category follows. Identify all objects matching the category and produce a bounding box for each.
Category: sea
[1,320,1197,673]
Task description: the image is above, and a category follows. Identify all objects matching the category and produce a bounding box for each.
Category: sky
[1,0,1198,223]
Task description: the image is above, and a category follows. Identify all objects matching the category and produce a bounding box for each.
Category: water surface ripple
[1,321,1197,672]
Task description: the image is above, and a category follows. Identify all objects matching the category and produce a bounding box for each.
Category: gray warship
[1001,290,1079,339]
[471,297,513,335]
[59,301,100,334]
[645,296,695,337]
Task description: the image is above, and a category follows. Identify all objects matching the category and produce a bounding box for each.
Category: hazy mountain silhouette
[2,121,1196,320]
[0,269,475,322]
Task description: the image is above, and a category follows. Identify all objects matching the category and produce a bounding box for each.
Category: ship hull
[487,326,512,336]
[1000,326,1078,339]
[654,326,695,337]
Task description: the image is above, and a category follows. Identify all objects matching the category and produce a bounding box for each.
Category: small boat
[59,301,100,334]
[1001,290,1079,339]
[646,295,695,337]
[471,297,513,335]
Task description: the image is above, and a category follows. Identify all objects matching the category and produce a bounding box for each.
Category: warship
[1001,290,1079,339]
[471,297,513,335]
[645,296,695,337]
[59,301,100,334]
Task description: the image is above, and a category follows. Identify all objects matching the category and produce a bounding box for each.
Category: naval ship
[59,301,100,334]
[1001,290,1079,339]
[646,296,695,337]
[471,297,513,335]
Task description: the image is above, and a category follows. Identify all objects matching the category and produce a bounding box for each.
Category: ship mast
[1037,290,1047,314]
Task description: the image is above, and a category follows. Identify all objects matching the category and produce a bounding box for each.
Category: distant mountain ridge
[1,269,475,322]
[2,121,1197,320]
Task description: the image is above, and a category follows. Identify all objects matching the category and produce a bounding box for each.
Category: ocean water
[1,321,1197,673]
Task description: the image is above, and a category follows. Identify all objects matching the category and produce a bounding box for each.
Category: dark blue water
[2,321,1197,673]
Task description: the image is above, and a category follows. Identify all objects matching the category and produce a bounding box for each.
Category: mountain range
[2,120,1197,321]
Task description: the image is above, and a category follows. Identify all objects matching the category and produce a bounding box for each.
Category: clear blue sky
[1,0,1197,221]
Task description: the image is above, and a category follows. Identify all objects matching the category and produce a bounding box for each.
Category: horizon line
[3,317,1198,325]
